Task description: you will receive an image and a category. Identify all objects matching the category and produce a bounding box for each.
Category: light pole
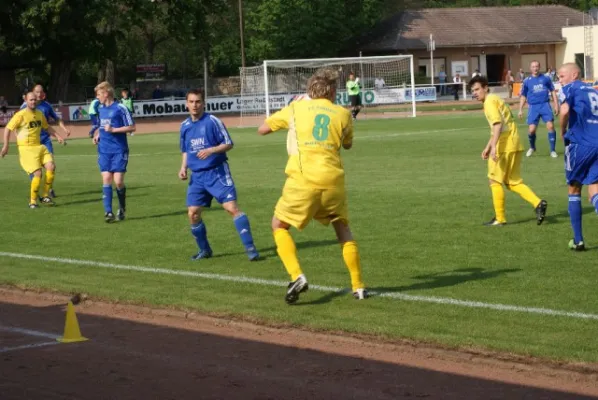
[239,0,246,69]
[428,34,435,87]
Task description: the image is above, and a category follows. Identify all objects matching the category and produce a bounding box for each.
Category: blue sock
[191,221,211,252]
[233,213,256,252]
[591,194,598,214]
[548,131,556,152]
[568,194,583,244]
[102,184,113,213]
[528,134,536,150]
[116,186,126,211]
[29,173,33,181]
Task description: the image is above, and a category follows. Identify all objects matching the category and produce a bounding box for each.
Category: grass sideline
[1,113,597,364]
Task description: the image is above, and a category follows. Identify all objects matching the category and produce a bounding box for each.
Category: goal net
[239,55,416,127]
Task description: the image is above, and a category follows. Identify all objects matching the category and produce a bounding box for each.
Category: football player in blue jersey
[92,81,136,223]
[179,89,259,262]
[518,61,560,158]
[558,62,598,251]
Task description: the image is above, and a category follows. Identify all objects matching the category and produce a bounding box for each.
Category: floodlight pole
[239,0,246,69]
[429,34,435,87]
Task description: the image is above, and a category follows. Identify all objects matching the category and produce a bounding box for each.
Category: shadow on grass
[374,267,521,293]
[260,239,338,254]
[66,185,155,197]
[507,206,595,226]
[57,193,146,207]
[182,239,338,263]
[300,267,520,305]
[127,210,189,221]
[295,289,350,306]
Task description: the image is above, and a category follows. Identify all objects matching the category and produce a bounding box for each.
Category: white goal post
[239,55,416,127]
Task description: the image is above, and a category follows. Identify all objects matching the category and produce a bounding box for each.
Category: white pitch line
[0,341,61,354]
[1,252,597,321]
[0,325,60,339]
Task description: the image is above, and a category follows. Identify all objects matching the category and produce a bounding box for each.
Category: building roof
[357,5,587,52]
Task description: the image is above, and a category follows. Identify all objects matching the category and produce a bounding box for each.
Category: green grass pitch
[1,113,597,363]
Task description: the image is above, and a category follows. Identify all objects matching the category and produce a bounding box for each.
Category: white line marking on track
[0,325,60,339]
[1,251,597,321]
[0,341,61,354]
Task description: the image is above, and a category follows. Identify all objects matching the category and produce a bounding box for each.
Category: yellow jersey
[483,94,524,153]
[265,98,353,188]
[6,108,49,147]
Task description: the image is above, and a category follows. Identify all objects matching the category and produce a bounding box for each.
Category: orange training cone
[57,301,88,343]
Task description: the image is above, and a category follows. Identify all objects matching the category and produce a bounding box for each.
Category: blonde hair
[95,81,114,97]
[307,68,339,100]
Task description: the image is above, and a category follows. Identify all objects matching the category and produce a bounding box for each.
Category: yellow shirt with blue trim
[6,108,49,147]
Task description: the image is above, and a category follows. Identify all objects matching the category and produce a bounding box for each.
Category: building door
[486,54,506,85]
[575,53,586,79]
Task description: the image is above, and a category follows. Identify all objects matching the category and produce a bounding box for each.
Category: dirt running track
[1,288,597,400]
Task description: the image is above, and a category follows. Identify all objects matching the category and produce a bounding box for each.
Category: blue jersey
[180,113,233,172]
[561,80,598,148]
[521,75,555,105]
[98,101,134,153]
[20,100,58,142]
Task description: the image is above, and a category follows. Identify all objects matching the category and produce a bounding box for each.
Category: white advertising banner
[65,87,437,121]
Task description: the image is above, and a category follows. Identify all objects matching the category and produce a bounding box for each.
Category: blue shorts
[186,163,237,208]
[41,135,53,154]
[564,143,598,185]
[527,103,554,126]
[98,152,129,173]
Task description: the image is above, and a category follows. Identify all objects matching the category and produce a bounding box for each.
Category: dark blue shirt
[180,113,233,172]
[561,80,598,148]
[21,100,58,143]
[98,102,134,153]
[521,75,555,105]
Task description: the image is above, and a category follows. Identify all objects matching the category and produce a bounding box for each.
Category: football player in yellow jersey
[257,68,367,304]
[1,92,65,208]
[470,76,547,226]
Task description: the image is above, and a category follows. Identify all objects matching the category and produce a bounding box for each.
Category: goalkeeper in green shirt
[346,72,362,120]
[120,88,134,114]
[121,88,135,136]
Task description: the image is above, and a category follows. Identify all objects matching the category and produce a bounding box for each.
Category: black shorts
[349,94,362,107]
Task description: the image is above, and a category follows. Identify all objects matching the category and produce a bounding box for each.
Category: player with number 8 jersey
[258,68,367,304]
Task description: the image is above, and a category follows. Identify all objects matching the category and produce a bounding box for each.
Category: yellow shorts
[274,179,348,231]
[18,145,53,175]
[487,150,523,185]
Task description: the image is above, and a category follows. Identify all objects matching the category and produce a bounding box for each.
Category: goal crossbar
[240,54,417,126]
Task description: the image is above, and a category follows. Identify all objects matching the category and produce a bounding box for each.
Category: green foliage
[245,0,391,61]
[1,0,596,99]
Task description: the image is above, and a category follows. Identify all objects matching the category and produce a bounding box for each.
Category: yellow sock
[507,183,541,208]
[273,229,303,281]
[490,183,506,223]
[341,241,365,291]
[42,170,55,198]
[30,176,41,204]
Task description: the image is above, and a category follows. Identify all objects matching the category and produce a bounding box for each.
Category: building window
[418,58,446,78]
